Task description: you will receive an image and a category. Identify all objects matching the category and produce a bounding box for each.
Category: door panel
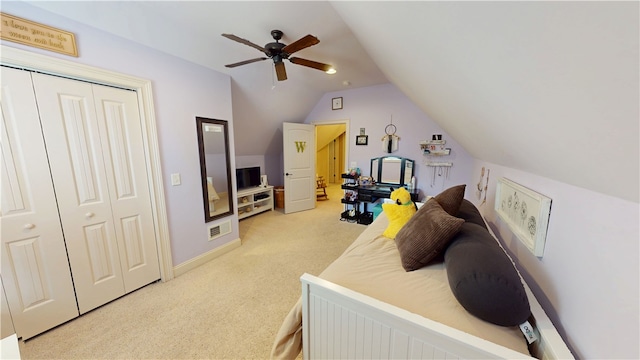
[0,67,78,339]
[59,93,102,203]
[92,85,160,292]
[283,123,316,213]
[100,99,135,199]
[121,215,145,269]
[32,73,125,314]
[84,222,118,282]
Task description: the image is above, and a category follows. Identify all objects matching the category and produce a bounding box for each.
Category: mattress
[271,212,529,359]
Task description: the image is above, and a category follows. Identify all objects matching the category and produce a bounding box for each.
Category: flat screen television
[236,166,261,189]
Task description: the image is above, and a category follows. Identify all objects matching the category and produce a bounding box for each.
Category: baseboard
[172,238,241,277]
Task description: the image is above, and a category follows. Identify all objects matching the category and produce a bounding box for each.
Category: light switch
[171,173,181,186]
[350,162,357,168]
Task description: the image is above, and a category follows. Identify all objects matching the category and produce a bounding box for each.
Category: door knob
[85,212,95,218]
[285,172,292,176]
[24,223,35,230]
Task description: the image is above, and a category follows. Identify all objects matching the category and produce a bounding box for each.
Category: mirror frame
[196,117,234,222]
[370,156,414,187]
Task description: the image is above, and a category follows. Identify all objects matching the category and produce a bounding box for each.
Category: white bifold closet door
[1,67,160,339]
[1,67,79,340]
[31,73,160,315]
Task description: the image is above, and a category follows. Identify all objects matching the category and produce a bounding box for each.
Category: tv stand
[237,186,274,220]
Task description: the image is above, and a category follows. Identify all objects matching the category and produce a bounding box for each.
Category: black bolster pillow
[445,222,531,326]
[456,199,487,229]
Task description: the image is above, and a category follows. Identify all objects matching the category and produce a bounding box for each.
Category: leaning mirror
[196,117,233,222]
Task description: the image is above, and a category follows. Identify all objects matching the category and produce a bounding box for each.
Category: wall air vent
[208,220,231,241]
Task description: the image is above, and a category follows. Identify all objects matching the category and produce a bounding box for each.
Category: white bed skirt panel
[301,274,536,360]
[302,274,574,360]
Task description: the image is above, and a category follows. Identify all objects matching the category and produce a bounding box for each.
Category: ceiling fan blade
[282,34,319,55]
[225,57,268,68]
[289,57,333,72]
[274,61,287,81]
[222,33,266,53]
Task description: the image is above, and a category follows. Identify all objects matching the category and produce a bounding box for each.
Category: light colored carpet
[18,184,364,359]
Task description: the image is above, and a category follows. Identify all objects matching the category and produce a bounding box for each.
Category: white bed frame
[301,273,573,360]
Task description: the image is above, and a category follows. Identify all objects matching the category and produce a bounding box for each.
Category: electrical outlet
[350,161,357,168]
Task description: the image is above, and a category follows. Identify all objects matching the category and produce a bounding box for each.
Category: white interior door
[91,85,160,293]
[32,73,160,314]
[283,122,316,214]
[0,67,78,339]
[32,73,126,314]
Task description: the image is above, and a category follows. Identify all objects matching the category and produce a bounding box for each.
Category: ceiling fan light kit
[223,29,335,81]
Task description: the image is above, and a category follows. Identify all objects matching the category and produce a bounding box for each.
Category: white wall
[472,161,639,359]
[2,2,239,267]
[305,83,475,199]
[264,154,283,189]
[235,156,266,174]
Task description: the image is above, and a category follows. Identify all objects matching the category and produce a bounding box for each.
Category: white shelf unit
[237,186,274,220]
[420,139,451,155]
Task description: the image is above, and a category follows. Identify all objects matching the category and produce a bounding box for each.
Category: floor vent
[208,220,231,241]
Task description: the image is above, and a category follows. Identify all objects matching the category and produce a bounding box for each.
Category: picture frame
[356,135,368,146]
[332,97,343,110]
[495,178,552,257]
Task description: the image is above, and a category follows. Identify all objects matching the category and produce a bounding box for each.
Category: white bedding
[271,212,529,358]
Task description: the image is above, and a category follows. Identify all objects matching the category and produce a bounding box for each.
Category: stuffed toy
[382,187,416,239]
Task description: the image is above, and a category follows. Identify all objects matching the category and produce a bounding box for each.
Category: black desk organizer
[340,173,361,223]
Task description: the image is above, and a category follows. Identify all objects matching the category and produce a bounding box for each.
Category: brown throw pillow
[434,184,466,216]
[395,198,465,271]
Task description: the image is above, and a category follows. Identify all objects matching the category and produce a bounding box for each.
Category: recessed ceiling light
[343,81,351,86]
[326,68,337,75]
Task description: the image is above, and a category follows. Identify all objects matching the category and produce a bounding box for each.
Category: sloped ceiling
[23,1,638,203]
[317,124,346,150]
[22,0,388,157]
[331,1,639,203]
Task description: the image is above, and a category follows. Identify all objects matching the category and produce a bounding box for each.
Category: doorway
[315,121,348,205]
[315,122,347,184]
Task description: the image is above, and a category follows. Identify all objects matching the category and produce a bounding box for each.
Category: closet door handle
[85,212,95,218]
[24,223,35,230]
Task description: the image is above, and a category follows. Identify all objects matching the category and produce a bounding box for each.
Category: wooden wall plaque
[1,13,78,57]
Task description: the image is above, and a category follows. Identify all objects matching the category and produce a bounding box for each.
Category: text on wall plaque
[1,12,78,57]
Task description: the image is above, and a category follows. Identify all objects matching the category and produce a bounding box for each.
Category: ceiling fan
[222,30,334,81]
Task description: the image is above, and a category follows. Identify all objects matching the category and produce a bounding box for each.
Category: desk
[341,173,420,225]
[356,185,420,224]
[357,185,420,202]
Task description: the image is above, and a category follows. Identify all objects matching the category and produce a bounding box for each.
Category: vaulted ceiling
[25,1,638,203]
[25,0,389,157]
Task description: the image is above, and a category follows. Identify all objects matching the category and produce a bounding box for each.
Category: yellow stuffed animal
[382,187,416,239]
